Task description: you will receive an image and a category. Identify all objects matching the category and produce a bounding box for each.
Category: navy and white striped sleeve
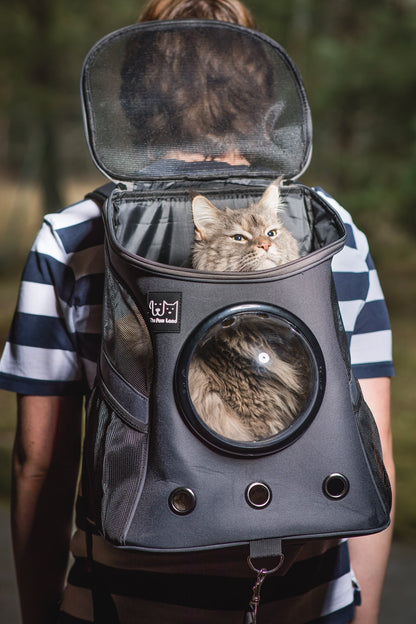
[0,199,104,396]
[316,189,394,379]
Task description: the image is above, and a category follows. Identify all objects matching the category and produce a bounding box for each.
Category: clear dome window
[175,304,325,456]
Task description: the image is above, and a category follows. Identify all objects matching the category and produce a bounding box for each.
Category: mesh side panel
[103,266,153,396]
[354,389,392,513]
[330,277,352,373]
[84,386,148,543]
[83,387,106,526]
[331,275,391,515]
[102,411,148,544]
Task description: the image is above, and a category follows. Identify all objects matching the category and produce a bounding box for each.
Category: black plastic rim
[174,303,326,457]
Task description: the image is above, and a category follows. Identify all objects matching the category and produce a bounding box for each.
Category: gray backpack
[80,20,391,571]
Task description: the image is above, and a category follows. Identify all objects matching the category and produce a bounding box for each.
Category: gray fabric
[82,181,391,552]
[110,182,335,266]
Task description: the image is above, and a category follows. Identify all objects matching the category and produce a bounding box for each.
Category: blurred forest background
[0,0,415,543]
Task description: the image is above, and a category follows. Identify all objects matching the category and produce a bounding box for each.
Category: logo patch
[147,292,182,333]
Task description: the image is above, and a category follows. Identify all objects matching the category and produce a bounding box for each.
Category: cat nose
[258,240,271,251]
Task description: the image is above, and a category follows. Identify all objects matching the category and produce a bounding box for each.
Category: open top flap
[81,20,312,182]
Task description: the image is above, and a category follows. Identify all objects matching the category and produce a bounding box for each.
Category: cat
[191,178,299,272]
[188,179,312,442]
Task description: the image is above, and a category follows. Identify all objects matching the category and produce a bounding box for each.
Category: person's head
[121,0,273,161]
[138,0,257,29]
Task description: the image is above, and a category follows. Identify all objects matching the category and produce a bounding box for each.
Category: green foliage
[248,1,416,235]
[307,2,416,228]
[0,0,148,211]
[1,0,416,228]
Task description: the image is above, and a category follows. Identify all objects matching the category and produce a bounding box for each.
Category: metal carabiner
[245,554,285,623]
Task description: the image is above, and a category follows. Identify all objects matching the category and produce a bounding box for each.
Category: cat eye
[267,229,278,237]
[231,234,247,242]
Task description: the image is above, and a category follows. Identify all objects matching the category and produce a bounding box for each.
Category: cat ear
[260,177,284,214]
[192,195,221,239]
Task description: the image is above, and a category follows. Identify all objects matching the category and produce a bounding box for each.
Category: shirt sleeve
[0,222,84,395]
[315,188,394,379]
[0,200,104,396]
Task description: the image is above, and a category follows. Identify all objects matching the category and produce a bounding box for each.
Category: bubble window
[175,304,325,456]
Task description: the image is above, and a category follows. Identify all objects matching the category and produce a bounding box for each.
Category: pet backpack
[80,20,391,568]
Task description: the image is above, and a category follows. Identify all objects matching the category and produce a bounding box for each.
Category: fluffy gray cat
[188,180,313,442]
[191,179,299,272]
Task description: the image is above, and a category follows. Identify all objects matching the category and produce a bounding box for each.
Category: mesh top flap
[81,20,312,181]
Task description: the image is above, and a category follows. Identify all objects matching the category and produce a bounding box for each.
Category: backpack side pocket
[84,380,149,546]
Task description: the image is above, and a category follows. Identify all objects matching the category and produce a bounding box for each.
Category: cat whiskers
[237,249,276,272]
[235,254,259,272]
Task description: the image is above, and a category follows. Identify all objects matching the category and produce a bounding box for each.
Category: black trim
[175,303,325,457]
[85,182,116,208]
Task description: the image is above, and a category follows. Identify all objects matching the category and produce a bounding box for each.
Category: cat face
[191,180,299,271]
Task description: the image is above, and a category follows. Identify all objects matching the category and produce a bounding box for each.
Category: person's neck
[164,150,250,166]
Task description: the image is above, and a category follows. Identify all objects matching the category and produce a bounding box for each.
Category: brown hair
[121,0,273,160]
[139,0,257,29]
[120,26,273,160]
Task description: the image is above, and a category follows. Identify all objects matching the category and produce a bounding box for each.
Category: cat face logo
[149,300,179,322]
[147,292,182,333]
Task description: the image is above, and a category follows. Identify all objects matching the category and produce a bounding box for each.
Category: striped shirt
[0,186,393,623]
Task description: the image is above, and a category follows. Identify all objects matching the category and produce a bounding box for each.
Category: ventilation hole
[169,488,196,515]
[245,482,272,509]
[322,473,350,500]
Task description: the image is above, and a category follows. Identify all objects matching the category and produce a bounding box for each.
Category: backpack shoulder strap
[85,182,116,209]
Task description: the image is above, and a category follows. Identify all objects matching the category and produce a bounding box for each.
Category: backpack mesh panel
[82,21,311,181]
[101,408,148,544]
[330,277,352,372]
[83,387,105,525]
[84,386,148,542]
[329,282,391,515]
[103,265,153,397]
[354,387,392,513]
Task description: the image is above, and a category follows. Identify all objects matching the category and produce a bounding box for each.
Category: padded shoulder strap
[85,182,116,209]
